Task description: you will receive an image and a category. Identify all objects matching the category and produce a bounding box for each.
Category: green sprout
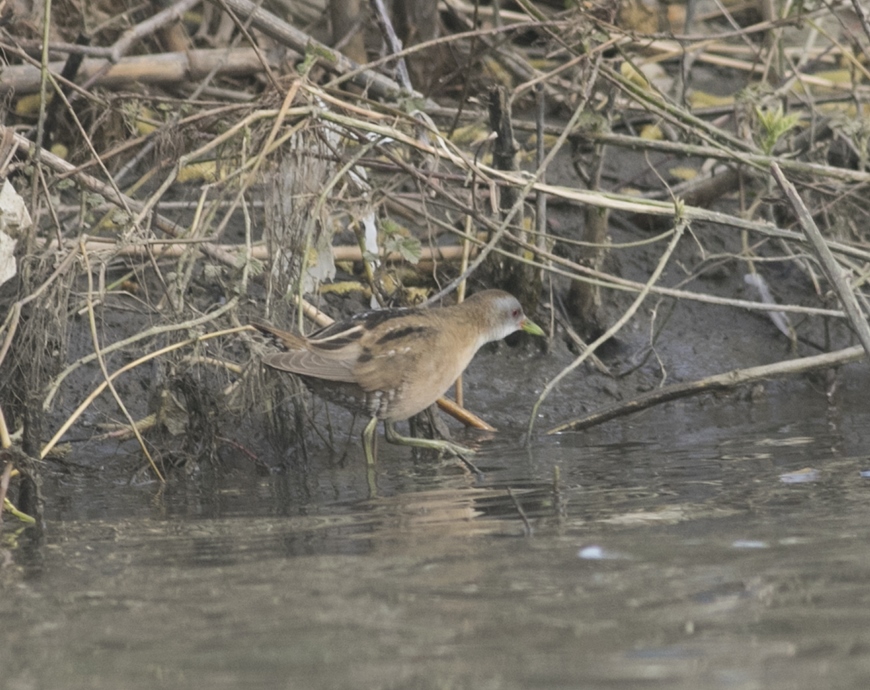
[756,105,801,155]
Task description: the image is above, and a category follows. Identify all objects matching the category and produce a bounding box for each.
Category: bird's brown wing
[252,319,359,382]
[252,309,438,390]
[352,319,437,393]
[260,350,357,382]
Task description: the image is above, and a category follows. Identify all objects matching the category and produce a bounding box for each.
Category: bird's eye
[512,308,521,319]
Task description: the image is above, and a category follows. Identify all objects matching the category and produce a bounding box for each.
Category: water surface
[4,388,870,690]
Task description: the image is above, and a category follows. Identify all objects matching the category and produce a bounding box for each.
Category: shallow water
[4,385,870,690]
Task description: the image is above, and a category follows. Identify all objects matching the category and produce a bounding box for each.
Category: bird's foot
[384,423,482,476]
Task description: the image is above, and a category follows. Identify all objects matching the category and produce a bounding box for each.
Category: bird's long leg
[362,416,378,466]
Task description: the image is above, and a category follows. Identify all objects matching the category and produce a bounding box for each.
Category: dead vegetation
[2,0,870,519]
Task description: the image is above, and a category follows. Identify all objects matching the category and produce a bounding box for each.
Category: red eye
[512,308,521,319]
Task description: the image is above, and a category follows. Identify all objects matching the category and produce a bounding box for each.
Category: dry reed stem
[0,49,271,94]
[0,462,10,526]
[73,238,473,264]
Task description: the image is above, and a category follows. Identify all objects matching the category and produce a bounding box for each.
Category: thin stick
[771,163,870,359]
[43,295,240,410]
[111,0,202,63]
[0,244,81,372]
[472,219,848,318]
[210,0,430,105]
[529,215,688,437]
[454,215,474,409]
[370,0,412,91]
[63,238,473,263]
[549,345,865,433]
[1,48,270,96]
[40,325,251,460]
[507,487,533,536]
[534,83,547,263]
[851,0,870,45]
[81,241,165,481]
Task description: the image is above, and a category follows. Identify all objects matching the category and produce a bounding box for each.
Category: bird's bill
[521,318,545,336]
